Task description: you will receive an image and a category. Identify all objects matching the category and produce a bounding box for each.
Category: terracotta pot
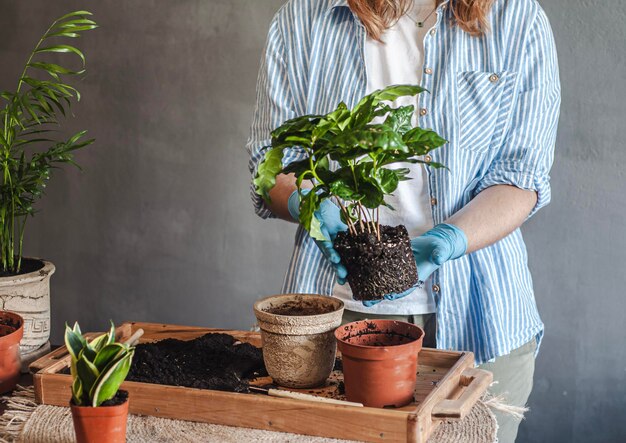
[71,396,129,443]
[0,311,24,394]
[254,294,344,388]
[0,258,54,364]
[335,320,424,408]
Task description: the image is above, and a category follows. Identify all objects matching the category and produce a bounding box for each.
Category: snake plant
[64,322,135,407]
[0,11,97,274]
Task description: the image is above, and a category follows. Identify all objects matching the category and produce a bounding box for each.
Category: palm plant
[0,11,97,274]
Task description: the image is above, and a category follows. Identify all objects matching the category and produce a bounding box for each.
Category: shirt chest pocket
[456,71,517,153]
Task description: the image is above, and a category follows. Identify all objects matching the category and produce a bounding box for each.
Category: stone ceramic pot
[254,294,344,389]
[335,320,424,408]
[0,259,54,359]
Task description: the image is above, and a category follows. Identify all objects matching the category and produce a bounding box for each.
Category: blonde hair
[347,0,495,41]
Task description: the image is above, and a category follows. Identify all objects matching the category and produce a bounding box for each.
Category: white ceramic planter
[0,259,54,356]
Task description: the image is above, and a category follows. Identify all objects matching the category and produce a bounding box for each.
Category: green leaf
[403,127,448,155]
[71,377,84,406]
[299,191,325,241]
[45,31,80,39]
[373,168,400,194]
[81,344,97,363]
[384,105,414,134]
[329,180,358,201]
[35,45,85,65]
[358,182,384,209]
[107,320,116,345]
[27,62,85,77]
[76,352,100,395]
[93,343,126,372]
[88,334,109,353]
[91,350,134,407]
[64,323,86,360]
[54,10,93,22]
[373,84,427,103]
[253,147,284,203]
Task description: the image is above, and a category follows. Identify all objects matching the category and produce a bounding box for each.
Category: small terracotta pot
[0,311,24,394]
[254,294,344,388]
[70,395,129,443]
[335,320,424,408]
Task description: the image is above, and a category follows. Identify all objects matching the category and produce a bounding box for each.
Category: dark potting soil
[339,322,418,347]
[334,224,418,301]
[126,333,266,393]
[100,390,128,407]
[263,299,336,316]
[0,317,21,331]
[0,258,44,278]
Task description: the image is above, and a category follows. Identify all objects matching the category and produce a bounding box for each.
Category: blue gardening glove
[288,190,348,284]
[362,224,467,307]
[411,223,467,282]
[362,287,414,307]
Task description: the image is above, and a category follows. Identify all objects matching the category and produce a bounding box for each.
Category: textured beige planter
[254,294,344,389]
[0,259,54,357]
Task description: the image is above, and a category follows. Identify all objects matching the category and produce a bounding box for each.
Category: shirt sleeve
[474,8,561,218]
[246,15,306,219]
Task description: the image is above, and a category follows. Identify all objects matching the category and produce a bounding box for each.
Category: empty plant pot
[254,294,344,388]
[0,311,24,394]
[335,320,424,408]
[70,392,129,443]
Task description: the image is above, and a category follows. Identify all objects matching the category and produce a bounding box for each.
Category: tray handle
[431,368,493,419]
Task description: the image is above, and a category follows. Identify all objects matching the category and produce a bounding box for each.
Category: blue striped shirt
[246,0,560,364]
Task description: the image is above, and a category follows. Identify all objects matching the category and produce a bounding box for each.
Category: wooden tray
[31,322,492,443]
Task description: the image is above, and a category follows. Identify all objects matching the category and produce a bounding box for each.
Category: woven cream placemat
[0,386,497,443]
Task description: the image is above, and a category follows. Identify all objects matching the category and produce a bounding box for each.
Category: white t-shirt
[333,0,438,315]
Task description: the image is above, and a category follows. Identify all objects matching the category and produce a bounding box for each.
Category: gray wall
[0,1,624,441]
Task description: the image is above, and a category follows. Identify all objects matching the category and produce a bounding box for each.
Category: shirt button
[430,29,437,36]
[489,74,500,83]
[424,154,432,163]
[432,284,440,293]
[430,197,438,206]
[419,108,428,116]
[424,67,433,75]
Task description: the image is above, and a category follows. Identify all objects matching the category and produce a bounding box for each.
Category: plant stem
[376,208,381,241]
[334,198,357,236]
[17,216,27,273]
[357,203,369,234]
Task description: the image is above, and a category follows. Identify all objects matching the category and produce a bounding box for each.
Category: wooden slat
[34,374,408,442]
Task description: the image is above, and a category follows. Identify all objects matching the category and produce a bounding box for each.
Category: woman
[247,0,560,441]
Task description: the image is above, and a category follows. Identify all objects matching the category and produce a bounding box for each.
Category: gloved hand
[362,287,414,307]
[362,223,467,307]
[411,223,467,282]
[288,190,348,284]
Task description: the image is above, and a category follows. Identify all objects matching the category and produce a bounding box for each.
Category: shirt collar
[327,0,349,13]
[326,0,451,13]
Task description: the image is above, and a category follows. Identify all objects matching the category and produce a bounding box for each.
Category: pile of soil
[126,333,266,393]
[0,316,21,338]
[339,321,419,347]
[263,299,336,316]
[0,258,44,278]
[334,224,418,301]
